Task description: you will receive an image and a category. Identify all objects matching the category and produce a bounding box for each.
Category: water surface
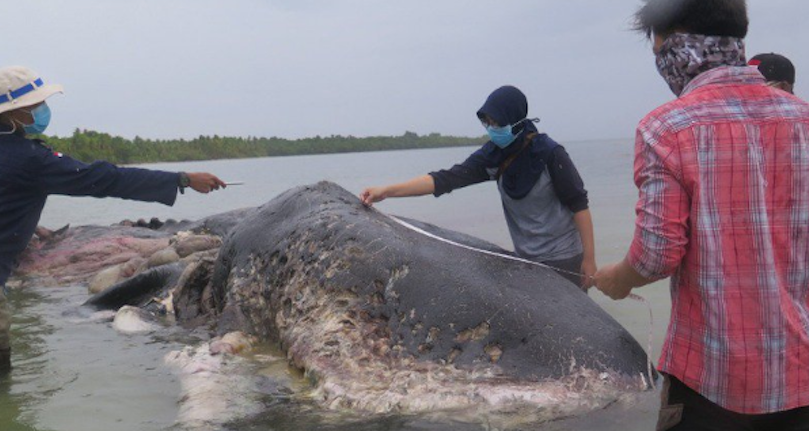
[3,141,669,430]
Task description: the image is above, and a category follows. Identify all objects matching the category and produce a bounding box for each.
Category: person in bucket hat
[0,66,227,372]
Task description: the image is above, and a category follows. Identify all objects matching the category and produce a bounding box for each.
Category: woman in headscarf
[360,86,595,290]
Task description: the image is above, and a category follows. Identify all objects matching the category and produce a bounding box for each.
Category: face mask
[655,33,747,96]
[20,103,52,135]
[655,48,684,96]
[486,118,526,149]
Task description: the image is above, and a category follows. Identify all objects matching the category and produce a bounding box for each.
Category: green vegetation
[42,129,486,165]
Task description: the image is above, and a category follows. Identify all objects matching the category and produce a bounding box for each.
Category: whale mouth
[164,326,650,431]
[293,295,647,418]
[220,255,650,421]
[165,310,649,431]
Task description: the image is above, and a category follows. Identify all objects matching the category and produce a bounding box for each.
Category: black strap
[495,133,536,180]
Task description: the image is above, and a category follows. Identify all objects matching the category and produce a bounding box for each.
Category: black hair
[633,0,748,39]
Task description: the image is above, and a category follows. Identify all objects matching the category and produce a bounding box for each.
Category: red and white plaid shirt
[628,66,809,414]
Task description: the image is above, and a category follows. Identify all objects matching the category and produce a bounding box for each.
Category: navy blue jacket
[0,130,180,285]
[429,134,589,212]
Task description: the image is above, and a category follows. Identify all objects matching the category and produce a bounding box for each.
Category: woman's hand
[359,176,435,207]
[360,187,388,206]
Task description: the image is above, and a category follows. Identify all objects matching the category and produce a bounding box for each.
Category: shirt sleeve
[428,147,492,197]
[626,129,690,280]
[547,146,589,213]
[29,145,180,206]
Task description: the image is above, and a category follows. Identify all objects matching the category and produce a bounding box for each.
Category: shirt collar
[681,65,765,97]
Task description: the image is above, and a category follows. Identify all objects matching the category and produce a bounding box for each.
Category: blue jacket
[0,129,180,285]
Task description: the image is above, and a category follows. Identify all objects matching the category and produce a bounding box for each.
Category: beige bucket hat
[0,66,63,115]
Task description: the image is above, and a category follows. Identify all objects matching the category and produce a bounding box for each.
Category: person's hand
[580,258,597,290]
[594,263,634,300]
[187,172,227,194]
[359,187,388,207]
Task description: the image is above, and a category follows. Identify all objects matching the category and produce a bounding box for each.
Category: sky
[5,0,808,142]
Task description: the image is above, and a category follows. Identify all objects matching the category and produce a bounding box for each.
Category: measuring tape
[379,210,657,389]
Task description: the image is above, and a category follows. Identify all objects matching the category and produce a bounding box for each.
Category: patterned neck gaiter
[655,33,747,96]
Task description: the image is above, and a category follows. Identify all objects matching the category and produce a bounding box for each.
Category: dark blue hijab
[475,86,557,200]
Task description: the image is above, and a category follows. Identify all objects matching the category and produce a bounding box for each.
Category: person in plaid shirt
[594,0,809,430]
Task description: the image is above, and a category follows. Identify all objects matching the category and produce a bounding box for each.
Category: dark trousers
[658,374,809,431]
[0,289,8,352]
[543,253,585,290]
[0,289,9,372]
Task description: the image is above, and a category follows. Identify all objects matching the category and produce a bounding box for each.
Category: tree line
[41,129,486,165]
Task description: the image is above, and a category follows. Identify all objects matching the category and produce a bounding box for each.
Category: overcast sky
[5,0,807,142]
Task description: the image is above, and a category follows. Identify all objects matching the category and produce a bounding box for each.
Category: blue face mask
[21,103,52,135]
[486,118,526,149]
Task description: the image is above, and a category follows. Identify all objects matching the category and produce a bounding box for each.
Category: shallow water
[2,141,670,430]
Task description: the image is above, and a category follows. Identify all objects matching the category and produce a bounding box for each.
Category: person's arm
[547,146,588,212]
[595,131,689,300]
[428,147,492,197]
[546,146,595,288]
[593,258,653,300]
[180,172,227,194]
[360,175,435,206]
[360,147,493,206]
[29,144,224,205]
[573,209,596,289]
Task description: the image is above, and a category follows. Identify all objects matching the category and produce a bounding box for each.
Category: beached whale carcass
[14,180,655,423]
[201,181,653,414]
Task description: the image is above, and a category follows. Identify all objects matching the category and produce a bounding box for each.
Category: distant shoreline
[42,129,487,165]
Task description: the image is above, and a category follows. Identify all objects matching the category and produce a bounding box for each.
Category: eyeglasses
[480,118,501,128]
